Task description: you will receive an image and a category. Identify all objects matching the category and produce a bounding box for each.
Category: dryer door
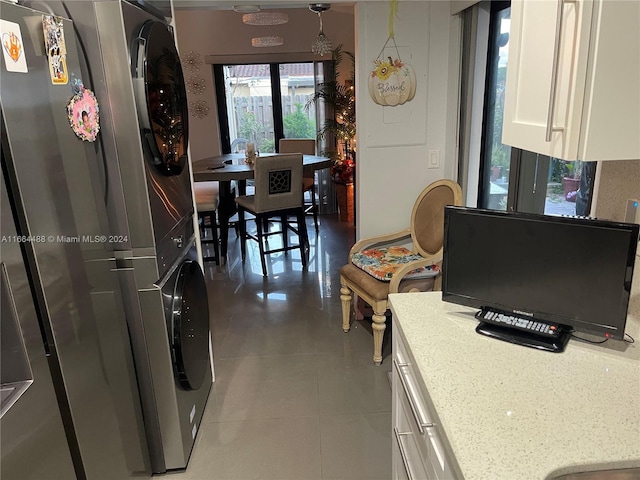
[171,260,209,390]
[132,20,189,176]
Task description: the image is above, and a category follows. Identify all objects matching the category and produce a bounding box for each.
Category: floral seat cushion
[350,246,440,282]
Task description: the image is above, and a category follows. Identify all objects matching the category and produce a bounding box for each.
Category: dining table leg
[217,181,234,260]
[216,179,247,260]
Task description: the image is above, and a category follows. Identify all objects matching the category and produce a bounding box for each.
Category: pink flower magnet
[67,88,99,142]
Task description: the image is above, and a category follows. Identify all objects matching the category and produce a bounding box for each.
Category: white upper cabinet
[502,0,640,161]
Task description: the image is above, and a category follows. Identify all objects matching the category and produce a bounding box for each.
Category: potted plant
[331,157,355,186]
[306,45,356,166]
[561,160,582,202]
[306,45,356,222]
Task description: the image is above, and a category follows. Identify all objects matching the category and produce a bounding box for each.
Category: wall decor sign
[67,88,100,142]
[42,15,68,85]
[368,0,416,107]
[1,19,28,73]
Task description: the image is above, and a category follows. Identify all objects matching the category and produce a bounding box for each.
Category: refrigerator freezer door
[1,169,77,480]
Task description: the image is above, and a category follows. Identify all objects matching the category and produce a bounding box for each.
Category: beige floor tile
[320,412,392,480]
[202,355,319,423]
[317,362,392,416]
[171,417,322,480]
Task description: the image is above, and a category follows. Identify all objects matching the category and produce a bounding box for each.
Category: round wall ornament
[187,76,206,95]
[189,100,209,119]
[182,50,202,71]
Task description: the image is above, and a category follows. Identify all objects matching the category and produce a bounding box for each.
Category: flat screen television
[442,207,639,350]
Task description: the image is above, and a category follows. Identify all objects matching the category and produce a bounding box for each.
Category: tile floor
[168,215,394,480]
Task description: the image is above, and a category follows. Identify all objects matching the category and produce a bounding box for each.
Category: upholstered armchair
[339,179,463,364]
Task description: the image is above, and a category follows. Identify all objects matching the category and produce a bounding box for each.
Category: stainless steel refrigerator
[1,2,150,478]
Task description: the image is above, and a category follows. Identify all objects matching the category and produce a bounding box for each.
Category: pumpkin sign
[369,56,416,106]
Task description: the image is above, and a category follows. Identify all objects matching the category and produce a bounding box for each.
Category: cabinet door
[502,0,593,159]
[578,0,640,160]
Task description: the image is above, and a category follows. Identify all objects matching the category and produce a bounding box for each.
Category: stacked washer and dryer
[62,0,212,473]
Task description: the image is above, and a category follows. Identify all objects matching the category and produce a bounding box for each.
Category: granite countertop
[388,291,640,480]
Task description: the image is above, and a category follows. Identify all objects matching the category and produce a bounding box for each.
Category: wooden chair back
[252,154,303,213]
[410,179,463,258]
[279,138,316,155]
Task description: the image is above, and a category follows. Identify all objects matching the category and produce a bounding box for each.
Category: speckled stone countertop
[388,291,640,480]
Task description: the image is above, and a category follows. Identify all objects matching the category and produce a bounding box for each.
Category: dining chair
[193,181,220,265]
[231,137,249,153]
[278,138,319,233]
[235,153,308,276]
[339,179,463,364]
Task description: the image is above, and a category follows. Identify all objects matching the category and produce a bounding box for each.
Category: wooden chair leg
[239,208,247,262]
[256,214,268,276]
[281,214,288,250]
[297,210,308,269]
[340,283,352,332]
[371,310,387,365]
[310,188,319,233]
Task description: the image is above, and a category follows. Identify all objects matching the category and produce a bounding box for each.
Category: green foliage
[564,160,583,179]
[238,110,261,141]
[550,158,565,182]
[306,44,356,160]
[492,144,510,168]
[551,158,583,180]
[490,66,508,170]
[260,138,275,153]
[283,104,316,139]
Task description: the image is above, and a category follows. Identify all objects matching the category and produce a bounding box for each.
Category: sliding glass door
[214,60,336,213]
[216,62,318,154]
[480,2,511,211]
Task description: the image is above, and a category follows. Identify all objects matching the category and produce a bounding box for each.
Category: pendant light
[309,4,332,56]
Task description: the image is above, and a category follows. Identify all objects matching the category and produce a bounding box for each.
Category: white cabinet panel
[502,0,640,161]
[392,317,458,480]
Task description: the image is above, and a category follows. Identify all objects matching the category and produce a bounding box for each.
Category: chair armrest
[389,254,443,294]
[348,228,412,256]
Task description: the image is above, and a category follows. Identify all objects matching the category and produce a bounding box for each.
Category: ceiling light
[251,36,284,47]
[243,12,289,25]
[309,4,332,56]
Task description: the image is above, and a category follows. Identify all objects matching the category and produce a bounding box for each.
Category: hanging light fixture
[309,4,332,56]
[242,12,289,25]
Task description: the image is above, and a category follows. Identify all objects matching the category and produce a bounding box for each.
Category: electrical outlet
[625,199,639,224]
[428,150,440,169]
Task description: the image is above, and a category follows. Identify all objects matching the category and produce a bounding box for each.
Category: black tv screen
[442,207,639,340]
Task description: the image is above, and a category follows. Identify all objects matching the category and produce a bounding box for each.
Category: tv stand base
[476,321,571,352]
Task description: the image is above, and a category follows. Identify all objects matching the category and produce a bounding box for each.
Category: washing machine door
[171,260,209,390]
[132,20,189,176]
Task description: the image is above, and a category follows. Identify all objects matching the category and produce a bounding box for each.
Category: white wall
[355,2,461,239]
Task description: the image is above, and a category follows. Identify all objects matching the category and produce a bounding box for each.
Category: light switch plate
[428,150,440,169]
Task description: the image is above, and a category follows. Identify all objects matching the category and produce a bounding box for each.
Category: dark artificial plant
[306,45,356,163]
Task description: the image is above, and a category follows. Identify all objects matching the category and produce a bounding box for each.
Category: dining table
[192,153,332,259]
